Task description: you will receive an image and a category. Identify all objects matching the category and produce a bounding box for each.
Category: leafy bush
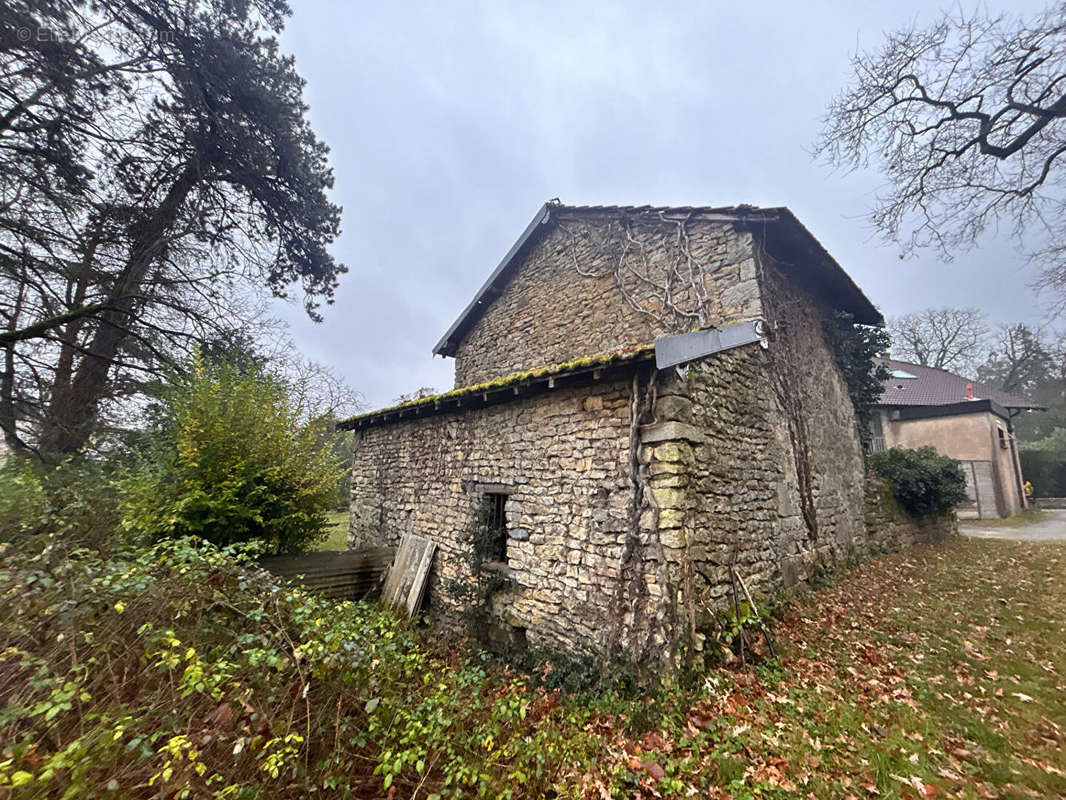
[119,357,342,554]
[0,458,120,547]
[869,446,967,516]
[0,536,605,798]
[822,311,890,448]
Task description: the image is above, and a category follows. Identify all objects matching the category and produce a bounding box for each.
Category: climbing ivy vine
[822,311,890,451]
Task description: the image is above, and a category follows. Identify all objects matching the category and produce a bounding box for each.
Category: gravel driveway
[960,508,1066,542]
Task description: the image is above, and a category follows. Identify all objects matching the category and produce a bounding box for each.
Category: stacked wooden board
[381,535,437,616]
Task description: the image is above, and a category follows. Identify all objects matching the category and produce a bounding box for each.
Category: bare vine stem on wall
[754,241,820,542]
[605,368,685,669]
[558,211,714,332]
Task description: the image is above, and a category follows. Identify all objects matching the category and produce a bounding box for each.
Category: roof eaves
[748,209,883,326]
[890,399,1009,422]
[339,344,655,430]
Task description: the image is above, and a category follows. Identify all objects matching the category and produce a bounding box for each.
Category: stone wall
[635,256,869,644]
[348,376,645,655]
[453,211,763,388]
[349,336,945,669]
[864,475,958,549]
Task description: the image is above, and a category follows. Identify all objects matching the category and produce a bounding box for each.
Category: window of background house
[484,492,508,563]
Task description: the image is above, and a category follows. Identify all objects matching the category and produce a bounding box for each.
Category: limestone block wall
[643,349,866,633]
[348,377,642,654]
[453,212,763,388]
[348,346,940,667]
[636,260,868,629]
[864,475,958,548]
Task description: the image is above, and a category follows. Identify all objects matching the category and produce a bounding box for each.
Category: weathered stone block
[640,421,706,445]
[652,441,695,465]
[655,395,693,421]
[651,487,686,510]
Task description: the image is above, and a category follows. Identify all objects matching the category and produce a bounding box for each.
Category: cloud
[276,0,1049,408]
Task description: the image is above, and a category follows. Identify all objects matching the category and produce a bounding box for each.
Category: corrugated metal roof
[876,358,1046,411]
[432,201,883,357]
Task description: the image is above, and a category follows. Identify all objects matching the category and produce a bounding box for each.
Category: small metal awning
[654,320,768,369]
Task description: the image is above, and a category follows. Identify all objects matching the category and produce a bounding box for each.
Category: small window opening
[997,423,1008,449]
[484,492,508,563]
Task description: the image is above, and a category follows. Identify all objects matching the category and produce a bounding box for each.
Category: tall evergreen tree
[0,0,345,455]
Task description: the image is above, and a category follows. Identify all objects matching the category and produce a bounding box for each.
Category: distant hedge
[869,446,967,516]
[1019,428,1066,497]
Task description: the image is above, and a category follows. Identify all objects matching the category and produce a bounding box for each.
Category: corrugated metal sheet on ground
[260,547,393,602]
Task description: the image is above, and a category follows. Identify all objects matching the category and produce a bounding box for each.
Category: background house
[872,359,1046,519]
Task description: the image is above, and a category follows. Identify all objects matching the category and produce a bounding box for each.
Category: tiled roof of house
[432,201,883,357]
[876,358,1046,411]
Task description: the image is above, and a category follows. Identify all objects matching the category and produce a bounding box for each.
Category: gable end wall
[452,214,763,388]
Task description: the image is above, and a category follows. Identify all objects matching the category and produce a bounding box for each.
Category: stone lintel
[640,421,706,445]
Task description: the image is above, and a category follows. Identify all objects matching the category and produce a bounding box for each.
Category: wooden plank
[405,542,436,616]
[382,534,436,616]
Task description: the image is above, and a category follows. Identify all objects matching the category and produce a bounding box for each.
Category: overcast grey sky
[273,0,1049,409]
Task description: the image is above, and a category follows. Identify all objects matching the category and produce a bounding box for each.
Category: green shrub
[869,446,967,516]
[0,535,604,798]
[0,458,120,548]
[118,357,342,554]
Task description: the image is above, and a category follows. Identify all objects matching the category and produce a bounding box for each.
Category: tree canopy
[0,0,345,456]
[888,308,989,374]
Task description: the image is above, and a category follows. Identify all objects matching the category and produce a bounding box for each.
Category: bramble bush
[119,357,342,554]
[0,535,615,799]
[869,446,967,516]
[0,458,120,548]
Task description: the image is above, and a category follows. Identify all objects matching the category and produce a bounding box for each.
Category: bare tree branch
[816,3,1066,306]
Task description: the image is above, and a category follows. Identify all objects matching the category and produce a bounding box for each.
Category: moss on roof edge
[339,343,654,428]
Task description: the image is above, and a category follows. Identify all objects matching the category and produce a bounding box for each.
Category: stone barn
[340,201,888,668]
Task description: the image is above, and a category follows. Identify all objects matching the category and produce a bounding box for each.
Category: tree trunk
[37,162,200,454]
[0,276,26,453]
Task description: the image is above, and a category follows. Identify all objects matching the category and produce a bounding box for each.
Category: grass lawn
[960,508,1047,528]
[686,538,1066,798]
[316,510,350,550]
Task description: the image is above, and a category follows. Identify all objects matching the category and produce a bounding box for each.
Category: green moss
[339,343,654,427]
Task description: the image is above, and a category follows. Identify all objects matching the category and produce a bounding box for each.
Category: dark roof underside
[877,358,1046,411]
[432,202,883,357]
